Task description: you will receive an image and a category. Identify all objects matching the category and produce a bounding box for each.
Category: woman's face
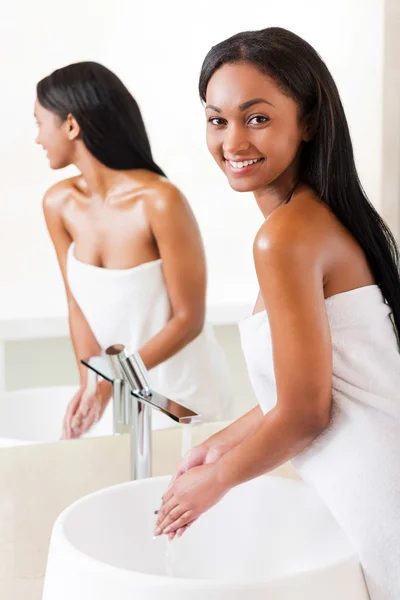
[34,100,74,169]
[205,62,308,193]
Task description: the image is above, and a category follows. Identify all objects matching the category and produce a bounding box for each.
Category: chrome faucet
[81,345,200,480]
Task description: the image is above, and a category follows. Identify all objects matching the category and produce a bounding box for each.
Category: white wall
[381,0,400,240]
[0,0,385,299]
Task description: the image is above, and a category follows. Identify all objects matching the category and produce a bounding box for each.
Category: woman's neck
[73,148,130,200]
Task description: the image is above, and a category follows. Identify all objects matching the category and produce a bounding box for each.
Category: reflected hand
[62,380,112,439]
[155,464,229,540]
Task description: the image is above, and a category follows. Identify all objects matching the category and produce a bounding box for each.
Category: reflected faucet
[81,345,200,480]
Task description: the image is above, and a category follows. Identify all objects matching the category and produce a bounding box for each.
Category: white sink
[43,475,369,599]
[0,386,176,447]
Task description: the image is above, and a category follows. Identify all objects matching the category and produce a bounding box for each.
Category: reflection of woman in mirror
[35,62,232,439]
[156,28,400,600]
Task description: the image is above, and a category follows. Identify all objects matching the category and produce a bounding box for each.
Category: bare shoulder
[141,176,192,220]
[254,189,332,267]
[42,176,80,215]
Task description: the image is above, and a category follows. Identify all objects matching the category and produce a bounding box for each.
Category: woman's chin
[227,176,258,193]
[48,157,66,170]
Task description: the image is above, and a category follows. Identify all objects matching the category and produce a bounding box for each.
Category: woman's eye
[208,117,226,126]
[248,115,269,125]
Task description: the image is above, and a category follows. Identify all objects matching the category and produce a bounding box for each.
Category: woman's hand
[62,380,112,439]
[154,464,230,540]
[170,441,230,484]
[163,441,232,538]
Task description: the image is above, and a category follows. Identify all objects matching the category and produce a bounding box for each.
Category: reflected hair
[199,27,400,333]
[37,61,165,176]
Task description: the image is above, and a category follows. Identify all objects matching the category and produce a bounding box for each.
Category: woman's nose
[222,124,250,156]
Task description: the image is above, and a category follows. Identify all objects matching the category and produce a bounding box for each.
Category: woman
[36,61,232,439]
[156,27,400,600]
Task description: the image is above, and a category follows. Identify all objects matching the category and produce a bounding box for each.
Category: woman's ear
[301,110,317,142]
[66,113,80,141]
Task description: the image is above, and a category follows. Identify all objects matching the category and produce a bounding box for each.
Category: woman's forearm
[215,406,325,489]
[68,301,102,386]
[138,314,203,371]
[201,405,264,452]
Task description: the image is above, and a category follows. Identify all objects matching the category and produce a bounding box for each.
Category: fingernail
[177,530,183,538]
[164,526,171,534]
[153,527,161,536]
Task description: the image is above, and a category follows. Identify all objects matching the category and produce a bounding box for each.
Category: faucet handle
[106,344,151,396]
[104,343,201,425]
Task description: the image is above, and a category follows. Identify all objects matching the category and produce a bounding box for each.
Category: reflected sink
[0,386,176,447]
[43,475,369,599]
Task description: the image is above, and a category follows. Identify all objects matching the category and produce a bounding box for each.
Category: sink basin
[0,386,176,447]
[43,475,369,599]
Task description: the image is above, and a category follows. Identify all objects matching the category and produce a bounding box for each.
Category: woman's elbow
[176,310,205,342]
[284,395,331,439]
[302,402,331,437]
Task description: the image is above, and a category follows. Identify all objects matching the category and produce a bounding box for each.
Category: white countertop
[0,276,256,342]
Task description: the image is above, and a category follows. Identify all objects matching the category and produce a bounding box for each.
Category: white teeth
[229,158,261,169]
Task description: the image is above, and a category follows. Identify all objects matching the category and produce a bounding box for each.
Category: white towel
[239,285,400,600]
[66,243,233,422]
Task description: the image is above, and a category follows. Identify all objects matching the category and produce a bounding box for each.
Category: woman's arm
[43,182,105,387]
[137,181,208,370]
[156,210,333,536]
[215,214,333,486]
[197,404,263,454]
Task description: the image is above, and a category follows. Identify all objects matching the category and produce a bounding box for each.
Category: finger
[156,497,179,529]
[169,518,197,541]
[163,511,194,535]
[157,504,185,534]
[70,412,82,436]
[66,391,81,421]
[176,518,197,538]
[79,402,100,434]
[161,484,175,505]
[63,412,72,439]
[64,393,82,439]
[80,391,96,418]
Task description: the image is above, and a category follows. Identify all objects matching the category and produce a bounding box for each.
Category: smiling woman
[204,66,310,195]
[157,27,400,600]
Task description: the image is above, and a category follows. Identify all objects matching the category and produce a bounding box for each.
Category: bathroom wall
[0,0,387,294]
[381,0,400,241]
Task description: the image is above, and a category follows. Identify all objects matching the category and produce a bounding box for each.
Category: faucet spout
[82,344,200,480]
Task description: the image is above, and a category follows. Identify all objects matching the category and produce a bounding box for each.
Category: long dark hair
[37,61,166,176]
[199,27,400,333]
